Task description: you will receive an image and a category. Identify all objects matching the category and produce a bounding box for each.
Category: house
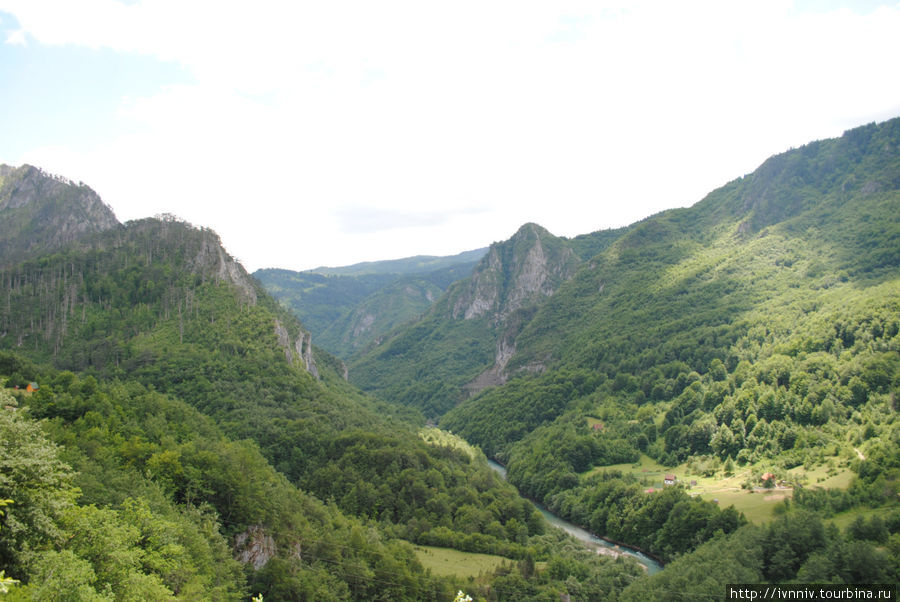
[761,472,776,483]
[25,382,39,393]
[664,474,676,486]
[591,422,604,432]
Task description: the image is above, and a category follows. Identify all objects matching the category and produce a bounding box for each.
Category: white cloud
[4,1,900,270]
[4,28,24,44]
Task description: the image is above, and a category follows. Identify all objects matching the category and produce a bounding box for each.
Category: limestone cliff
[448,223,581,393]
[233,525,277,569]
[274,318,319,378]
[350,222,583,414]
[450,223,580,323]
[188,224,258,306]
[0,164,119,266]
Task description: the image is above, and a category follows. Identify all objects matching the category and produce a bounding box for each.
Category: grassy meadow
[584,448,860,524]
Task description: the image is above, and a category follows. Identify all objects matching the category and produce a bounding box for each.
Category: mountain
[1,177,635,599]
[348,119,899,564]
[349,223,596,417]
[0,164,119,266]
[449,118,900,512]
[254,249,485,358]
[316,275,444,357]
[307,247,488,276]
[2,115,898,598]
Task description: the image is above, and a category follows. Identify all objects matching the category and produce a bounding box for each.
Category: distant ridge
[255,247,487,358]
[308,247,488,276]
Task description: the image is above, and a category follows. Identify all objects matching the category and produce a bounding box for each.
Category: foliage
[0,214,633,598]
[340,118,900,567]
[351,223,583,418]
[620,510,899,600]
[255,252,482,359]
[4,118,900,597]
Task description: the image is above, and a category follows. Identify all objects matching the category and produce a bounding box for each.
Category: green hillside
[255,253,482,358]
[0,205,651,598]
[2,117,898,599]
[345,119,900,577]
[350,223,586,417]
[444,118,899,461]
[308,247,487,276]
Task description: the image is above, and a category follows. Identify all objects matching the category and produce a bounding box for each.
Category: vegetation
[351,223,587,418]
[254,251,483,359]
[356,118,900,581]
[620,510,899,600]
[2,117,899,598]
[0,210,647,598]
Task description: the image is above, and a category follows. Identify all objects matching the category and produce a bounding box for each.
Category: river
[487,459,663,574]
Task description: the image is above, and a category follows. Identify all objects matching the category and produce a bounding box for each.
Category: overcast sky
[1,1,899,271]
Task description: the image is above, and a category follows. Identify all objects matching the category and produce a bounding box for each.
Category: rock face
[348,222,584,415]
[451,223,580,323]
[0,164,120,266]
[274,318,319,378]
[448,223,581,393]
[234,525,277,569]
[188,225,258,306]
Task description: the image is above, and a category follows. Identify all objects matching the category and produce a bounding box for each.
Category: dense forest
[0,190,650,599]
[355,119,900,593]
[254,249,484,359]
[1,118,899,600]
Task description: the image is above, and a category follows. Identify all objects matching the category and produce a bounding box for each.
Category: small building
[761,472,776,483]
[25,382,39,393]
[664,474,677,486]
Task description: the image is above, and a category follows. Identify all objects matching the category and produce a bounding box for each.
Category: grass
[584,453,669,482]
[411,544,512,579]
[584,452,858,525]
[698,487,791,523]
[825,506,887,530]
[787,460,855,490]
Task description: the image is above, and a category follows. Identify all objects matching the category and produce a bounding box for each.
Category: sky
[1,1,899,272]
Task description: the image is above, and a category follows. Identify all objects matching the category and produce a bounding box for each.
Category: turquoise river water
[487,459,663,574]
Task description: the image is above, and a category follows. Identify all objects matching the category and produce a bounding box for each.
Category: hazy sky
[1,1,899,271]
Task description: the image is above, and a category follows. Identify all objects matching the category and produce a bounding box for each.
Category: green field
[411,545,512,578]
[584,453,669,482]
[585,452,857,524]
[825,506,887,530]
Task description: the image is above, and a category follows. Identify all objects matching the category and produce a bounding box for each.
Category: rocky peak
[0,164,118,224]
[188,224,259,305]
[451,222,580,322]
[448,223,581,394]
[0,164,119,265]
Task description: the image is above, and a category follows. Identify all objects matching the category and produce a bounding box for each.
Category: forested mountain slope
[2,114,898,598]
[0,183,654,599]
[445,118,899,460]
[348,119,899,563]
[255,254,481,359]
[350,223,591,417]
[307,247,487,276]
